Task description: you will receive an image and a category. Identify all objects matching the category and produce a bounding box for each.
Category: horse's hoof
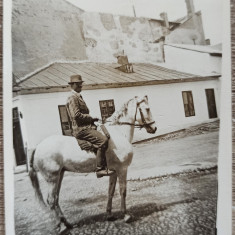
[107,214,116,221]
[61,218,73,229]
[65,222,73,229]
[59,228,72,235]
[124,214,132,223]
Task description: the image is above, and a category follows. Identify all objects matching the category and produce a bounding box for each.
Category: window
[205,89,217,118]
[182,91,195,117]
[99,99,115,123]
[13,107,26,166]
[58,105,72,136]
[13,107,19,121]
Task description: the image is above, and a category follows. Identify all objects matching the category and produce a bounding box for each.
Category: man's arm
[67,96,94,124]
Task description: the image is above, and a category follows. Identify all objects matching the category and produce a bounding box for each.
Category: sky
[67,0,223,45]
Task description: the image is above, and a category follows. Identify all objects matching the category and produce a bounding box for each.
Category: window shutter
[58,105,72,136]
[182,91,195,117]
[99,99,115,123]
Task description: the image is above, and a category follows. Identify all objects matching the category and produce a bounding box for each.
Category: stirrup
[96,168,115,178]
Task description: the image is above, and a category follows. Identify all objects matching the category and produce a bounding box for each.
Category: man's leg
[96,148,105,171]
[96,148,114,178]
[77,129,114,177]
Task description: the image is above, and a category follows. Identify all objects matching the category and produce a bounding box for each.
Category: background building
[12,0,207,79]
[163,43,222,75]
[13,61,220,166]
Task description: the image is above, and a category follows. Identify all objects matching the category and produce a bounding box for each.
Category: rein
[116,120,155,129]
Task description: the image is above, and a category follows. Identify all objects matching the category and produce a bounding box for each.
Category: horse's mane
[106,97,136,125]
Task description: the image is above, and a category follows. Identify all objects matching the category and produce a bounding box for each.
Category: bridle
[116,100,155,129]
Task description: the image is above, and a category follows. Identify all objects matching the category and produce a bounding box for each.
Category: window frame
[99,99,115,123]
[205,88,218,119]
[182,91,195,117]
[58,105,72,136]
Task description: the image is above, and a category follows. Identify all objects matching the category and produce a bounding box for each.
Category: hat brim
[68,81,84,85]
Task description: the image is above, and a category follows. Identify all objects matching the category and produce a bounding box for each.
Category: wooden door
[13,108,26,165]
[205,89,218,119]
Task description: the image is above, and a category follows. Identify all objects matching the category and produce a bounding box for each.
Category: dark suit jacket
[66,90,94,138]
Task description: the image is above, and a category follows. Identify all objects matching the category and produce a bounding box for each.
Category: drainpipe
[130,0,136,17]
[132,5,136,17]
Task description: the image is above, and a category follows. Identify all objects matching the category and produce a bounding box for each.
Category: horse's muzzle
[147,126,157,134]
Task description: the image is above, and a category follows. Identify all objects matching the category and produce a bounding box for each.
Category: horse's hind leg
[54,169,73,229]
[106,173,117,220]
[46,169,72,229]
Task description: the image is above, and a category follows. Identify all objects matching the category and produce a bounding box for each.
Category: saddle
[76,125,110,153]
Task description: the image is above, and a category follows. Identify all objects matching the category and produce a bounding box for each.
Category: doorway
[205,89,218,119]
[13,107,26,165]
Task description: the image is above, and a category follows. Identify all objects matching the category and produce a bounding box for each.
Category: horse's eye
[146,108,150,112]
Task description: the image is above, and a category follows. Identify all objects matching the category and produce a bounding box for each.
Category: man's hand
[79,141,93,151]
[92,117,100,122]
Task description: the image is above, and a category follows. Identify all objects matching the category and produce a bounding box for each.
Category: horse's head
[135,95,157,134]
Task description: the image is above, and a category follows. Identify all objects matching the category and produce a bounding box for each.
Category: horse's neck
[116,100,137,143]
[117,122,135,143]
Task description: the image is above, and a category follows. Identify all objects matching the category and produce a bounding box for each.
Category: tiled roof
[14,62,220,94]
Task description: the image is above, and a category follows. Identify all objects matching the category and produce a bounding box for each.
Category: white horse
[29,95,157,230]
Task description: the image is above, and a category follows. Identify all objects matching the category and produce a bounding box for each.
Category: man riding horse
[29,90,157,230]
[66,74,115,178]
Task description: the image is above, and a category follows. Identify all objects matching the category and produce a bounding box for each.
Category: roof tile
[17,62,216,90]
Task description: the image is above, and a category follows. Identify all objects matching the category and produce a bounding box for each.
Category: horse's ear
[145,95,148,100]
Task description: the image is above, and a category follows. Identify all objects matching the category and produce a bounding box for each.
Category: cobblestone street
[68,169,217,235]
[15,169,217,235]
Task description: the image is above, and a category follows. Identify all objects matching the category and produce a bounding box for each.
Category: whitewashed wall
[13,79,220,151]
[164,45,222,75]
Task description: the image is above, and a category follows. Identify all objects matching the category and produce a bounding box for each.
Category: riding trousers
[76,128,108,150]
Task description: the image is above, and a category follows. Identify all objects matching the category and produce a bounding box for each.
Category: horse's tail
[29,149,46,208]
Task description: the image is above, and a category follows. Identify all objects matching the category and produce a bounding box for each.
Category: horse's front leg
[118,169,131,222]
[106,173,117,220]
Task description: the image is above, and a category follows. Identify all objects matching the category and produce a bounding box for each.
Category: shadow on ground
[60,197,199,234]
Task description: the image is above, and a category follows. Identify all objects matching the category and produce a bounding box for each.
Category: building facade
[13,62,220,166]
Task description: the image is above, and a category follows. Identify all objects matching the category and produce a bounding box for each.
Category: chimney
[185,0,195,16]
[116,54,134,73]
[117,55,129,65]
[160,12,169,29]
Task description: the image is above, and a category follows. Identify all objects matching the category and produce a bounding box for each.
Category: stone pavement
[128,129,218,180]
[64,169,217,235]
[129,120,219,180]
[14,168,217,235]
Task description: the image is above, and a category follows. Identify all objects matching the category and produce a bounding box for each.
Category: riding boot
[96,148,103,172]
[96,148,115,178]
